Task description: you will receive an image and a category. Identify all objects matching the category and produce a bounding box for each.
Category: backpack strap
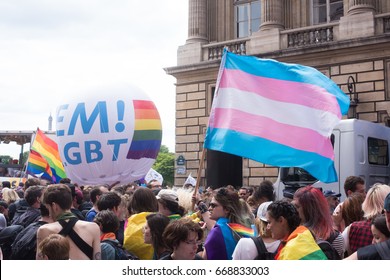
[327,230,339,244]
[101,239,120,260]
[251,236,267,259]
[58,218,94,260]
[101,239,117,247]
[58,218,78,235]
[374,241,390,260]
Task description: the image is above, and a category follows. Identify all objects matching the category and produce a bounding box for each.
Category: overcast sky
[0,0,188,159]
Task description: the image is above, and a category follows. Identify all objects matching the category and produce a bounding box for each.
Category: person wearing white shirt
[232,201,280,260]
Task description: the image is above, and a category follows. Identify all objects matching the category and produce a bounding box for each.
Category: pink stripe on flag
[211,108,334,159]
[220,69,341,118]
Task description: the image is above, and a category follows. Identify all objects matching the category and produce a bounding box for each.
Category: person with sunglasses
[202,187,253,260]
[324,190,341,215]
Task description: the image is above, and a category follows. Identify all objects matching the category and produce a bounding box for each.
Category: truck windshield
[280,167,318,184]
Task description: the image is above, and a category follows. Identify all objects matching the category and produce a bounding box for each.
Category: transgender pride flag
[204,51,350,183]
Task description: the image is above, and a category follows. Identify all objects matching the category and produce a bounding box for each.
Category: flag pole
[23,129,38,181]
[20,160,28,182]
[192,148,206,211]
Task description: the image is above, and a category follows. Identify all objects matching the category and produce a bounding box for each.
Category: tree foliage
[0,151,29,165]
[153,145,174,186]
[0,155,12,164]
[22,151,29,165]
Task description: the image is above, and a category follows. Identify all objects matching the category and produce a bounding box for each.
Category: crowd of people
[0,175,389,260]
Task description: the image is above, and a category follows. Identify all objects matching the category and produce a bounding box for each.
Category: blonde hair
[362,183,390,220]
[174,187,193,214]
[246,195,258,210]
[119,194,131,220]
[255,218,272,238]
[2,188,20,204]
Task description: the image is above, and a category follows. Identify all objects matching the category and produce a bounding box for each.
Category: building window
[235,0,261,38]
[312,0,343,25]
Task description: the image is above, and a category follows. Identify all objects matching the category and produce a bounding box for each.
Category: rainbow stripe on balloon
[126,100,162,160]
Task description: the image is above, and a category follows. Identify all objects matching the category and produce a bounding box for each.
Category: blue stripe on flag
[204,127,337,183]
[26,166,53,181]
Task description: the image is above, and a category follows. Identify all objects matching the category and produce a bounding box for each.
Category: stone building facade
[165,0,390,188]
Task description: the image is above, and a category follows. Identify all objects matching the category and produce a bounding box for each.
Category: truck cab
[274,119,390,201]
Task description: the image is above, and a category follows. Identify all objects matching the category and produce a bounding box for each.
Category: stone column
[347,0,376,15]
[187,0,208,43]
[260,0,284,30]
[339,0,376,40]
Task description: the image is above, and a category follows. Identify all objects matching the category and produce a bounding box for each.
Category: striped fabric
[204,51,350,183]
[276,226,327,260]
[28,128,66,182]
[26,150,53,181]
[126,100,162,160]
[228,223,255,237]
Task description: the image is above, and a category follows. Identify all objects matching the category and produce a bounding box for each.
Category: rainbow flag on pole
[26,150,53,181]
[204,51,350,183]
[27,128,66,182]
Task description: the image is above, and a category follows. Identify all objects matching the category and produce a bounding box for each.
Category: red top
[349,220,373,253]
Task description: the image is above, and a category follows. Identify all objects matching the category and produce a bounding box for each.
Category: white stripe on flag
[213,88,340,137]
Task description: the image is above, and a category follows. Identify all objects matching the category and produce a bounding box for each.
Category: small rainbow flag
[127,100,162,160]
[28,128,66,183]
[26,150,53,181]
[228,223,255,237]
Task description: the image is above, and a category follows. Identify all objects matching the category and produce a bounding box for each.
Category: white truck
[274,119,390,201]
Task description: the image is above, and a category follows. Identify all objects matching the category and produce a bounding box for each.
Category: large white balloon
[56,85,162,185]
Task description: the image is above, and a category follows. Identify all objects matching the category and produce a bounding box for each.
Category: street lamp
[347,75,358,119]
